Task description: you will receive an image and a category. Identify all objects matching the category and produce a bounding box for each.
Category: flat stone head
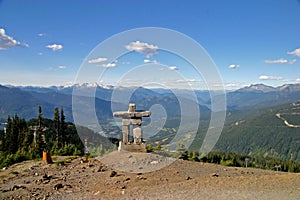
[128,103,136,112]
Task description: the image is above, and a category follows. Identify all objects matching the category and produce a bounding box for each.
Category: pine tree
[7,115,20,154]
[0,129,4,151]
[38,106,42,129]
[54,107,61,148]
[60,108,66,146]
[2,116,11,152]
[34,106,44,157]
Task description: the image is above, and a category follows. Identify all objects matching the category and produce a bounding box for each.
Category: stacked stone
[113,104,151,151]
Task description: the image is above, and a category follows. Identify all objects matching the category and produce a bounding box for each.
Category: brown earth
[0,151,300,200]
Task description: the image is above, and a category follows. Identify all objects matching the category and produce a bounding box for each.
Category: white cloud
[259,75,283,80]
[143,59,159,64]
[176,79,199,83]
[125,41,158,57]
[296,78,300,82]
[289,59,297,64]
[88,57,108,64]
[0,28,24,50]
[37,33,45,37]
[228,64,240,69]
[264,58,288,64]
[38,52,43,56]
[46,44,63,51]
[225,83,248,90]
[168,66,178,70]
[288,48,300,57]
[100,63,117,68]
[264,58,297,64]
[48,65,67,71]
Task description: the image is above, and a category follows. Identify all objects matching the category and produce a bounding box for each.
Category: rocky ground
[0,151,300,200]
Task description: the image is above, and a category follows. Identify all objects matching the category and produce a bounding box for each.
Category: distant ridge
[237,83,300,93]
[237,84,276,92]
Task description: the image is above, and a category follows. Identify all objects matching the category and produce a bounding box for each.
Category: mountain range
[1,83,300,119]
[1,83,300,161]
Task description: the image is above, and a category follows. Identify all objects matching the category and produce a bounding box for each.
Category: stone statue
[113,103,151,152]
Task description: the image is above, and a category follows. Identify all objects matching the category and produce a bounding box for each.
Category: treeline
[0,106,84,168]
[180,151,300,173]
[148,143,300,173]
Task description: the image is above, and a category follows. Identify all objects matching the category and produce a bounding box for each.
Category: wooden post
[42,151,52,165]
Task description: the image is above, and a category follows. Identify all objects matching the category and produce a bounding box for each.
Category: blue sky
[1,0,300,89]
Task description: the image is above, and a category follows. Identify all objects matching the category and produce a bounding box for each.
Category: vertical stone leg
[133,125,142,144]
[122,125,129,144]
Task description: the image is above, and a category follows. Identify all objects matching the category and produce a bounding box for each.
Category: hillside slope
[215,101,300,161]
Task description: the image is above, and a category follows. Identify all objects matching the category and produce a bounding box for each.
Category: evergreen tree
[34,106,44,157]
[54,107,61,148]
[7,115,20,154]
[38,106,42,128]
[2,116,11,152]
[60,108,66,146]
[0,130,4,151]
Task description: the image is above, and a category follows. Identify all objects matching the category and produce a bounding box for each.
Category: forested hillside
[215,101,300,161]
[0,107,115,168]
[150,101,300,162]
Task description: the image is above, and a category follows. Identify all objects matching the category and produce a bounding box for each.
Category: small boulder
[110,171,117,177]
[53,183,63,190]
[210,173,219,177]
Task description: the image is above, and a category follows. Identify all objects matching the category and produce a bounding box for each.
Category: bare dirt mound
[0,152,300,200]
[100,151,176,173]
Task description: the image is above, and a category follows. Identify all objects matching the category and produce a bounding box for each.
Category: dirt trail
[0,152,300,200]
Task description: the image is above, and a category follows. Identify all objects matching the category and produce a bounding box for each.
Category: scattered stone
[34,172,39,176]
[136,175,147,180]
[2,167,7,170]
[42,173,52,181]
[31,193,38,197]
[53,183,63,190]
[11,185,26,191]
[110,171,117,177]
[210,173,219,177]
[97,165,107,172]
[10,171,19,175]
[64,184,72,189]
[124,177,131,182]
[186,176,191,180]
[150,160,159,165]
